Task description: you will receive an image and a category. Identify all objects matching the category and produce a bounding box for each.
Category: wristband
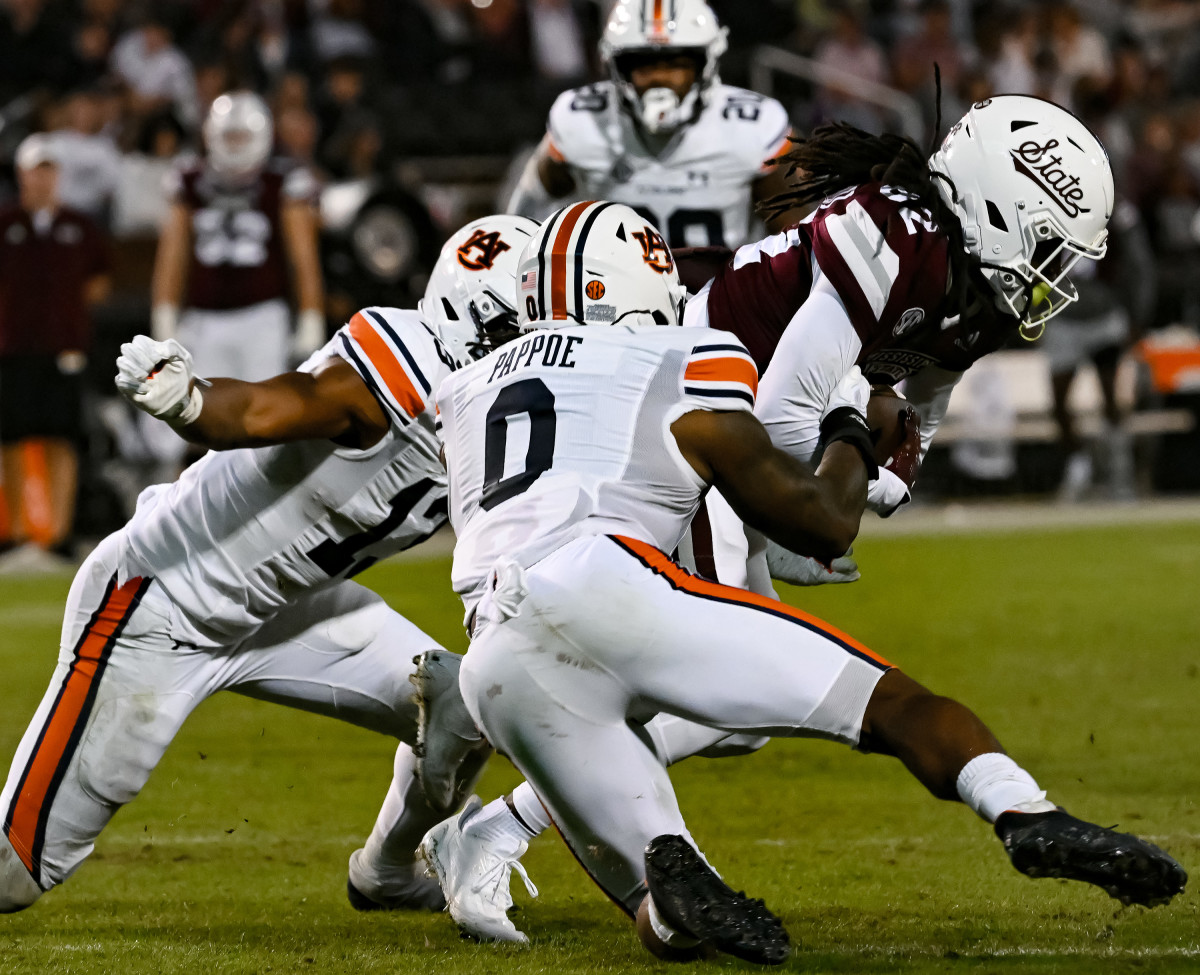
[151,304,179,343]
[815,406,879,479]
[167,384,204,427]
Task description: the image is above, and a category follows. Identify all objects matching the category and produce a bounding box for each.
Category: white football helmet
[203,91,273,181]
[419,215,539,365]
[516,201,686,331]
[928,95,1114,338]
[600,0,728,135]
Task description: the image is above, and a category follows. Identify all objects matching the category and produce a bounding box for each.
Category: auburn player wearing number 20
[508,0,804,248]
[0,216,537,914]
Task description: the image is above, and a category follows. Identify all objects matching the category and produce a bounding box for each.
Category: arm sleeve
[335,308,433,427]
[679,339,758,414]
[900,364,963,460]
[753,267,863,462]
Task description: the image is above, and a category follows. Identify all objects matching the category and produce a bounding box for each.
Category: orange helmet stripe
[549,201,593,320]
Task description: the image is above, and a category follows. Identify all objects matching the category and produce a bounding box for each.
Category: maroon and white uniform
[169,161,318,384]
[683,182,1014,589]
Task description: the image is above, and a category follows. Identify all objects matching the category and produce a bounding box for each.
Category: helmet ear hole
[985,201,1008,232]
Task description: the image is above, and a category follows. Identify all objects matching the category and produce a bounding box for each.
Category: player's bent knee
[0,834,42,913]
[858,668,935,753]
[77,694,186,806]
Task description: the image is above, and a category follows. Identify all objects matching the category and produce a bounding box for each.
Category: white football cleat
[418,795,539,943]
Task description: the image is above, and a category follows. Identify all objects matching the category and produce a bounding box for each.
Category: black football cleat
[644,834,790,966]
[995,809,1187,907]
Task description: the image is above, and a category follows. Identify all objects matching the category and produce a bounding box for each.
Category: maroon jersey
[172,161,316,311]
[0,205,109,356]
[695,182,1015,384]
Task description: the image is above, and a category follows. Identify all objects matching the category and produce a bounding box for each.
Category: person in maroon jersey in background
[149,89,324,468]
[0,135,111,569]
[679,95,1115,592]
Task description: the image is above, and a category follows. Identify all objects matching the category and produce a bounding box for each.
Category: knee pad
[0,833,42,912]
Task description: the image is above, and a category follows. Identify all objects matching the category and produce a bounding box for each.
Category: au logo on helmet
[631,226,673,273]
[456,229,512,271]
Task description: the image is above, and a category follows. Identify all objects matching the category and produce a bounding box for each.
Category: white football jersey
[545,81,790,250]
[117,307,456,646]
[436,324,758,614]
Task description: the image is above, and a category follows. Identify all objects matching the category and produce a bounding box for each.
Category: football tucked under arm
[867,384,922,489]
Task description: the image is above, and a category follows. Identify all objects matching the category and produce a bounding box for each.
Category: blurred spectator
[812,3,888,131]
[892,0,966,98]
[528,0,591,85]
[1044,199,1155,502]
[981,5,1037,97]
[0,0,76,105]
[111,111,190,240]
[47,87,123,227]
[110,8,201,131]
[308,0,376,66]
[314,55,383,179]
[70,0,126,89]
[1046,2,1112,103]
[0,135,110,567]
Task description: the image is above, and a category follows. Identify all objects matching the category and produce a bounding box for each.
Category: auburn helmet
[516,201,686,331]
[600,0,728,135]
[420,215,539,365]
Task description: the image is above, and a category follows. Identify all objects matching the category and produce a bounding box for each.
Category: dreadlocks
[761,121,997,327]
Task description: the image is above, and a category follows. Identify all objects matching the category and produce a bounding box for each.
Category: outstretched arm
[116,335,388,451]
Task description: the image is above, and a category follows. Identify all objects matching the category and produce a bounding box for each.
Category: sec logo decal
[585,280,606,300]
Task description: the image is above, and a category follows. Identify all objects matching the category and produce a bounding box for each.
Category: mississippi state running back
[508,0,801,249]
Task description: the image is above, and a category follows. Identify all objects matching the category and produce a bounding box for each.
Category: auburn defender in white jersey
[421,203,1185,957]
[0,215,537,914]
[508,0,802,248]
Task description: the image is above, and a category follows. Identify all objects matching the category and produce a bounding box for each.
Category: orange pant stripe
[610,535,892,670]
[4,574,148,882]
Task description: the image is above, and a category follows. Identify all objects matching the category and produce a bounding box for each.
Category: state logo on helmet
[600,0,728,135]
[203,91,273,182]
[516,201,686,331]
[928,94,1114,339]
[420,215,539,366]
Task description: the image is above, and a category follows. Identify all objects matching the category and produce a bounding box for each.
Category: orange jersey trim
[762,130,793,172]
[611,535,892,669]
[5,574,148,880]
[684,356,759,396]
[348,312,424,418]
[549,202,591,320]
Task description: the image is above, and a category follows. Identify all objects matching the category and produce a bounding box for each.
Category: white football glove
[766,540,860,586]
[821,365,871,419]
[115,335,203,426]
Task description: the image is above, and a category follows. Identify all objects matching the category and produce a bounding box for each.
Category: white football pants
[0,533,449,903]
[460,534,891,913]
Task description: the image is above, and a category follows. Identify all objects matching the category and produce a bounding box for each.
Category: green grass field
[0,519,1197,974]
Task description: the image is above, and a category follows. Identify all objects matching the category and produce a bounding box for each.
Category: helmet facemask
[610,48,707,135]
[203,92,273,183]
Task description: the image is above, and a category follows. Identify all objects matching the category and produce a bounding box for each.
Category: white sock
[467,796,537,846]
[956,752,1057,823]
[510,781,553,835]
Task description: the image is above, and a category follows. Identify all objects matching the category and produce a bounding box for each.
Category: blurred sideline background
[1,0,1200,559]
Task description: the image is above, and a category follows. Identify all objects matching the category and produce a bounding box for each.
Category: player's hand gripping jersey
[545,81,790,250]
[437,323,758,616]
[117,307,455,645]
